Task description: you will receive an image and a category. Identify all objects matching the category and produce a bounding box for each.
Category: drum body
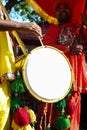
[22,46,72,103]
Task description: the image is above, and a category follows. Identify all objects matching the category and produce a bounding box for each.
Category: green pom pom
[54,114,70,130]
[54,99,66,110]
[11,71,26,94]
[11,96,24,113]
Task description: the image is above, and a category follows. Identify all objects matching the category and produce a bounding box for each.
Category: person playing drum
[35,0,87,130]
[0,6,42,130]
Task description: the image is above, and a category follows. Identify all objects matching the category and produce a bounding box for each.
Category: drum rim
[22,45,73,103]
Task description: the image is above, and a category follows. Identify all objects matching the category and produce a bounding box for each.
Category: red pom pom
[13,107,30,126]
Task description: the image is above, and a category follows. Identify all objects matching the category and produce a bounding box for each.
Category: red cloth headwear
[54,0,74,10]
[53,0,87,24]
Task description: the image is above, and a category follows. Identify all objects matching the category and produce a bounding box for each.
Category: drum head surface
[22,46,72,103]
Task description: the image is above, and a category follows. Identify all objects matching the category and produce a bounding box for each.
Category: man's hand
[70,44,83,55]
[21,22,43,39]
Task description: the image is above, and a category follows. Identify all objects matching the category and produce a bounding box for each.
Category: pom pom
[25,107,36,123]
[13,107,30,126]
[11,107,36,130]
[12,120,32,130]
[54,114,70,130]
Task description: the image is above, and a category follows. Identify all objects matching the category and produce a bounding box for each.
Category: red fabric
[67,52,87,93]
[67,92,81,130]
[42,24,68,53]
[65,100,76,115]
[47,104,60,124]
[35,0,57,17]
[34,0,86,24]
[13,107,30,126]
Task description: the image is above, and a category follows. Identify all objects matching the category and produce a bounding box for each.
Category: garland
[26,0,58,24]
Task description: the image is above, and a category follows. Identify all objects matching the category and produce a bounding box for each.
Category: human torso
[57,24,80,46]
[43,23,83,46]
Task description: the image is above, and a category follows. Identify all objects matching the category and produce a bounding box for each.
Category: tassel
[54,99,66,111]
[11,70,26,94]
[11,96,24,113]
[46,123,51,130]
[46,104,53,130]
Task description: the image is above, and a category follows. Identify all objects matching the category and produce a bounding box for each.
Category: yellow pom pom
[25,107,36,123]
[27,109,36,123]
[12,120,33,130]
[12,120,21,130]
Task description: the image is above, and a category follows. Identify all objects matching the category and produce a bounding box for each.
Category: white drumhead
[22,46,72,103]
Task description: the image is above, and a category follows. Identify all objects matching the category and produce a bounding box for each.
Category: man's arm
[0,20,42,38]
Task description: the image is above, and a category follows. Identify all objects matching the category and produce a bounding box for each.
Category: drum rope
[39,37,44,47]
[46,103,53,129]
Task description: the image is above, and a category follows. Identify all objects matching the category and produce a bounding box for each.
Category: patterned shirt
[57,24,80,45]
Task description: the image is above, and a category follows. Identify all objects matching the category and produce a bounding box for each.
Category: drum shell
[22,46,73,103]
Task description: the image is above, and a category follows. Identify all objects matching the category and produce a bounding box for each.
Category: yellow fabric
[0,31,15,75]
[26,0,58,24]
[0,31,16,130]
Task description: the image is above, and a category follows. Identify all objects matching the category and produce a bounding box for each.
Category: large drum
[22,46,72,103]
